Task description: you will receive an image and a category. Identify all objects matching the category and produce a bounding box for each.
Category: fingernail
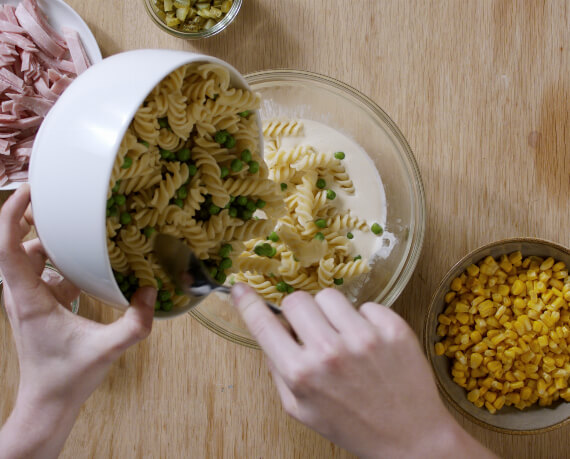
[231,282,249,305]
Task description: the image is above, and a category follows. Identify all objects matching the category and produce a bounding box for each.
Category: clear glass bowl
[190,70,426,348]
[142,0,242,39]
[1,263,80,315]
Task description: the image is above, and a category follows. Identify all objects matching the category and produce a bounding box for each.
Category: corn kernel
[466,264,479,277]
[553,261,566,272]
[444,291,456,303]
[434,342,446,355]
[512,279,525,296]
[450,277,463,291]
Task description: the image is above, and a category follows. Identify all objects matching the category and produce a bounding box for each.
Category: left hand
[0,184,157,459]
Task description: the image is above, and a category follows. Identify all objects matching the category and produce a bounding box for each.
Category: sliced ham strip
[0,19,25,34]
[36,50,76,74]
[0,138,11,154]
[0,115,42,130]
[15,3,66,58]
[8,170,28,181]
[2,6,19,26]
[49,74,72,95]
[7,93,53,117]
[62,27,89,75]
[22,0,66,47]
[33,77,58,101]
[0,31,36,51]
[0,67,24,92]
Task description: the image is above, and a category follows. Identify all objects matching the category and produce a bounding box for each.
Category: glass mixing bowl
[190,70,426,348]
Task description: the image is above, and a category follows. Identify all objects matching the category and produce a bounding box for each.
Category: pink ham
[0,0,92,187]
[15,3,65,58]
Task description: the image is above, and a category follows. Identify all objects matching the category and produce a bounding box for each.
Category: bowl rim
[424,236,570,434]
[142,0,243,39]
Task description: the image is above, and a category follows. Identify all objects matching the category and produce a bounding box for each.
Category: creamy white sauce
[276,119,395,263]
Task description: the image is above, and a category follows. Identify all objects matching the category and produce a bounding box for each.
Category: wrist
[0,388,81,459]
[410,415,497,459]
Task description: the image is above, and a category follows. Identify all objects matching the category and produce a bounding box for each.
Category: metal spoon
[153,233,282,314]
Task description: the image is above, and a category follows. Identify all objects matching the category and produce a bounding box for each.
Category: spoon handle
[214,285,282,315]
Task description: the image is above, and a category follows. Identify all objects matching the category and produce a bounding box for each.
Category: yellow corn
[436,251,570,414]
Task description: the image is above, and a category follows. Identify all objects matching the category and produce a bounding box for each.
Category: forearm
[360,414,498,459]
[0,392,81,459]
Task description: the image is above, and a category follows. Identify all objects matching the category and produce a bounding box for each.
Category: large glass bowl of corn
[142,0,242,39]
[424,237,570,433]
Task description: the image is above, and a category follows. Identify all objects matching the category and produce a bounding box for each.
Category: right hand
[231,283,497,459]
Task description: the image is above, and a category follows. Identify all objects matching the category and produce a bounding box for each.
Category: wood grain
[1,1,569,457]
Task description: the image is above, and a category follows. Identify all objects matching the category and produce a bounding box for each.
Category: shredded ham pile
[0,0,91,186]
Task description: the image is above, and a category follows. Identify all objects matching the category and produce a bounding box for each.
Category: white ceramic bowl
[29,49,258,314]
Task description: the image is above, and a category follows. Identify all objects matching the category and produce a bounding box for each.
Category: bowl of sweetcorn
[425,237,570,433]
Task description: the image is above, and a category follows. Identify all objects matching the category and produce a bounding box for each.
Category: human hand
[0,184,157,459]
[231,284,496,459]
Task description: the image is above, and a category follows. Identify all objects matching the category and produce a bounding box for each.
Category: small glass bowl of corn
[142,0,242,39]
[424,238,570,433]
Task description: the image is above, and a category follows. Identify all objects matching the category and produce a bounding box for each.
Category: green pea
[229,207,238,218]
[241,149,252,162]
[144,226,156,238]
[371,223,383,235]
[314,232,325,241]
[229,276,236,286]
[209,204,220,215]
[177,187,188,199]
[161,300,173,312]
[120,212,131,225]
[160,149,172,160]
[286,285,294,294]
[246,200,257,212]
[267,231,279,242]
[229,195,236,203]
[347,232,354,240]
[139,140,150,147]
[254,243,274,258]
[220,166,229,178]
[276,281,288,292]
[209,267,218,279]
[174,198,184,208]
[114,194,126,206]
[237,196,248,206]
[119,280,130,292]
[114,272,124,283]
[248,161,259,174]
[175,287,184,296]
[176,148,191,162]
[280,183,287,191]
[188,164,198,176]
[316,178,326,189]
[156,277,163,289]
[215,272,227,284]
[158,290,171,301]
[214,130,229,144]
[121,157,132,169]
[128,274,138,285]
[326,189,336,200]
[224,135,236,149]
[219,243,233,258]
[231,159,243,172]
[154,300,161,311]
[112,180,121,193]
[241,209,253,220]
[354,255,362,261]
[334,151,345,160]
[106,196,115,208]
[158,117,169,129]
[238,110,251,118]
[334,278,344,285]
[220,257,232,270]
[108,205,119,217]
[315,218,327,228]
[256,199,266,209]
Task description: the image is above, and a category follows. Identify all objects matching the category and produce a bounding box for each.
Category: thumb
[101,287,157,357]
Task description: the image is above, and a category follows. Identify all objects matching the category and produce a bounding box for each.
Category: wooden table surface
[1,1,569,457]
